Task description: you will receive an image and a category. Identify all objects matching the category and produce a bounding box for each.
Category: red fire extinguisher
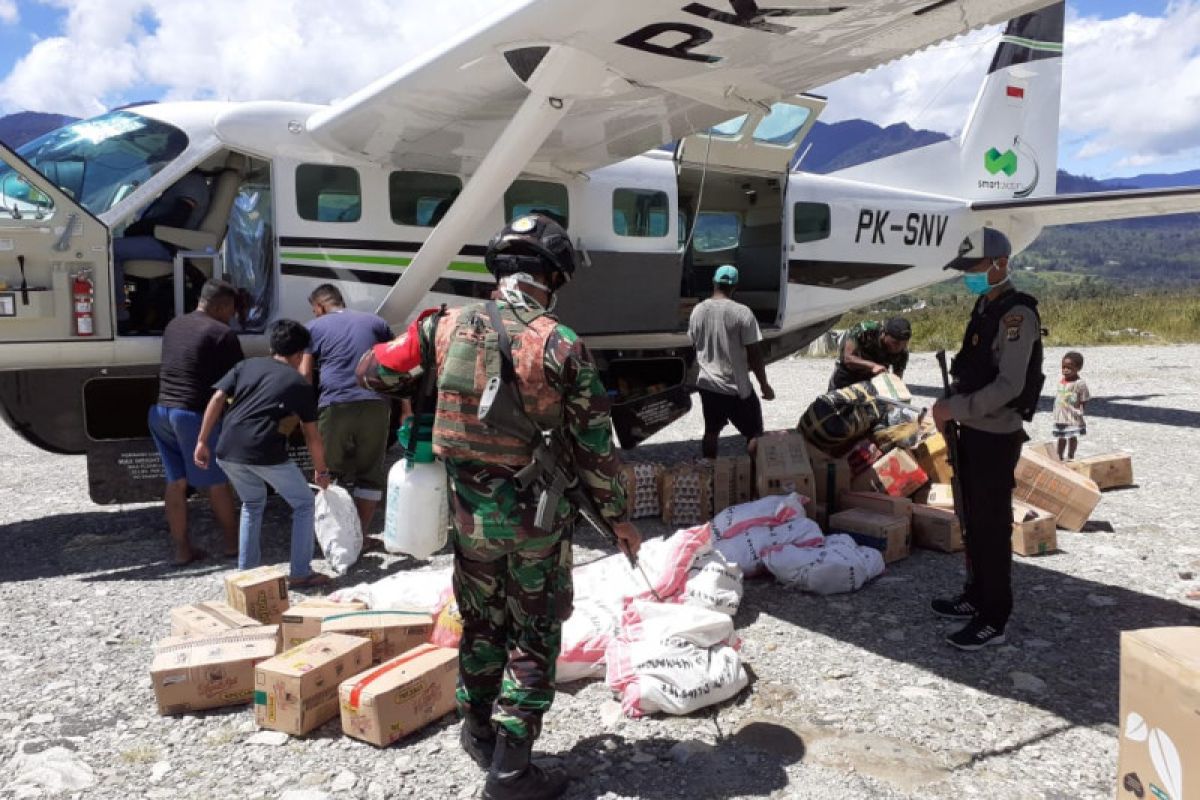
[73,270,94,337]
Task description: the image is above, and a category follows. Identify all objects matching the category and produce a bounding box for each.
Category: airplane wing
[307,0,1059,176]
[972,187,1200,228]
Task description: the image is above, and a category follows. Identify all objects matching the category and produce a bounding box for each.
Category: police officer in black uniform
[931,227,1044,651]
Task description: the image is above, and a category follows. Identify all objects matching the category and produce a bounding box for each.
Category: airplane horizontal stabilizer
[972,186,1200,228]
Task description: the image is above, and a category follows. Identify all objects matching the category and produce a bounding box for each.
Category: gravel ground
[3,344,1200,800]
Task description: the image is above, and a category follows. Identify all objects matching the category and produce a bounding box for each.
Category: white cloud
[0,0,511,116]
[816,2,1200,175]
[0,1,18,25]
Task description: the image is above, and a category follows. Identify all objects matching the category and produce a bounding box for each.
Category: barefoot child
[1053,351,1089,461]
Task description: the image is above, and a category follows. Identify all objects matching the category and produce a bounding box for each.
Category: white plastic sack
[329,566,452,610]
[557,597,622,683]
[710,493,807,540]
[606,600,747,717]
[314,485,363,575]
[714,516,824,577]
[573,524,714,605]
[681,549,744,615]
[761,533,885,595]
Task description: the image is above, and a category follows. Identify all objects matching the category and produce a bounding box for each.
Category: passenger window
[296,164,361,222]
[389,171,462,227]
[505,180,568,227]
[612,189,669,238]
[692,212,740,252]
[794,202,831,243]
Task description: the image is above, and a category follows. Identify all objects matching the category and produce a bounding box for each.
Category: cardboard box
[1025,440,1059,460]
[618,461,664,520]
[808,449,851,505]
[321,610,434,666]
[1011,502,1057,556]
[828,508,911,563]
[846,440,884,476]
[808,502,828,531]
[1013,449,1101,531]
[871,373,912,403]
[850,449,927,498]
[170,601,263,638]
[1068,452,1134,490]
[712,455,753,514]
[280,600,368,650]
[912,433,954,485]
[339,644,458,747]
[754,431,814,499]
[924,483,955,509]
[837,490,913,520]
[1116,628,1200,800]
[150,626,280,715]
[660,462,714,528]
[254,632,373,736]
[911,506,963,553]
[225,566,290,625]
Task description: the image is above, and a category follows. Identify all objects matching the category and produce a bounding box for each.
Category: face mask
[963,272,992,295]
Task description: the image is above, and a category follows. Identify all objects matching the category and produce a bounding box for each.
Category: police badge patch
[1004,313,1024,341]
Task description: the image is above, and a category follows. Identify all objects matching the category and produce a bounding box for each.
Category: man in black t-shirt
[194,319,333,588]
[148,279,243,565]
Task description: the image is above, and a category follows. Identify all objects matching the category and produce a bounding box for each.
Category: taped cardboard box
[339,644,458,747]
[871,373,912,403]
[170,601,263,639]
[280,600,368,650]
[837,490,913,520]
[321,610,434,666]
[1013,448,1101,532]
[225,565,290,625]
[150,625,280,715]
[807,449,851,505]
[754,431,813,499]
[924,483,954,509]
[618,462,664,520]
[1116,627,1200,800]
[1011,502,1057,556]
[828,508,911,563]
[712,455,753,514]
[850,448,927,498]
[911,506,963,553]
[1025,440,1058,460]
[660,462,713,528]
[1067,452,1134,491]
[912,433,954,485]
[254,632,373,736]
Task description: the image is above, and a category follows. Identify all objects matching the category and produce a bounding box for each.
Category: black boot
[460,711,496,770]
[481,731,569,800]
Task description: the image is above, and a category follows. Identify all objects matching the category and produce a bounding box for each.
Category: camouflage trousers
[452,527,574,742]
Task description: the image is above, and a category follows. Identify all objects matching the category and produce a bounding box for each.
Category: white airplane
[0,0,1196,504]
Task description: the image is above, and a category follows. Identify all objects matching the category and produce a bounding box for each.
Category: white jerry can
[383,418,449,559]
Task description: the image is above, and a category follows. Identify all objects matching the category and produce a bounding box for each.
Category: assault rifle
[935,350,970,547]
[478,374,658,598]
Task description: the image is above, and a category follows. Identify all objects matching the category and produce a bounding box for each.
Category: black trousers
[958,425,1026,628]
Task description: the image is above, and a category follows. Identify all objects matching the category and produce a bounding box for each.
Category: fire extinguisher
[73,270,94,337]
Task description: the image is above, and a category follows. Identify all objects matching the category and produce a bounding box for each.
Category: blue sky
[0,1,1197,179]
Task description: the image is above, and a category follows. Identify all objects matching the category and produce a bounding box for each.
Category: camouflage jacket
[416,295,626,541]
[841,320,909,375]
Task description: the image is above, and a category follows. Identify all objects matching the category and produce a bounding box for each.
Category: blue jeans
[218,459,316,578]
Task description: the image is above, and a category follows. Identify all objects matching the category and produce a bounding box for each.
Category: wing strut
[375,45,613,326]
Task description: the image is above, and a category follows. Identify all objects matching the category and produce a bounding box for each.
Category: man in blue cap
[688,264,775,460]
[931,227,1044,651]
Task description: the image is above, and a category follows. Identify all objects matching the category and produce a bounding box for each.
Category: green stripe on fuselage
[279,251,489,276]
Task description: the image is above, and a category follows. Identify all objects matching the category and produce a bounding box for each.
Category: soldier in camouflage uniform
[364,215,640,800]
[828,317,912,390]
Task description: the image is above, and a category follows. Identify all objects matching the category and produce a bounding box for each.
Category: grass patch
[119,745,160,764]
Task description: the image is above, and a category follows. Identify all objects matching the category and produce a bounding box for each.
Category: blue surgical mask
[963,272,992,295]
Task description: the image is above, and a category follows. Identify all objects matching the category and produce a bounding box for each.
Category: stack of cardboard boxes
[148,565,458,747]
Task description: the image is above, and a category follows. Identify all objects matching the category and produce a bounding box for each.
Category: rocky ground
[2,344,1199,800]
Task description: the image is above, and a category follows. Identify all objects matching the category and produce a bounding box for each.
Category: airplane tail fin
[831,1,1064,201]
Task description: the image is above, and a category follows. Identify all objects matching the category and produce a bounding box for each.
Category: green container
[397,414,435,463]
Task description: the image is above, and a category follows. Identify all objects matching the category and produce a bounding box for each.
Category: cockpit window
[12,110,189,217]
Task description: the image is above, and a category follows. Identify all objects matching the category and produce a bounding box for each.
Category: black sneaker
[946,618,1007,651]
[931,595,977,619]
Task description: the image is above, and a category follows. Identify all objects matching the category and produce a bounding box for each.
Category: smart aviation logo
[984,148,1018,176]
[980,141,1039,198]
